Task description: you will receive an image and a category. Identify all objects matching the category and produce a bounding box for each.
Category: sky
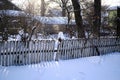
[102,0,120,6]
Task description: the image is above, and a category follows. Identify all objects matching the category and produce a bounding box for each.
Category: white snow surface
[0,52,120,80]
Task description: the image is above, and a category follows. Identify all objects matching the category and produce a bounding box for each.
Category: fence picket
[3,41,5,66]
[0,42,1,65]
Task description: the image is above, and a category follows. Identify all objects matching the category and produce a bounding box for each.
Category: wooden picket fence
[0,38,120,66]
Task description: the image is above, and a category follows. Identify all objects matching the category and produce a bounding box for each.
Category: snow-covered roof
[0,10,76,25]
[0,10,26,17]
[107,6,120,10]
[34,16,76,25]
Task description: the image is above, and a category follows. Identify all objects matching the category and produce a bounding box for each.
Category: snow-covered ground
[0,52,120,80]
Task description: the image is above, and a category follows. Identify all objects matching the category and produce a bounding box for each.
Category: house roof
[0,10,25,17]
[34,16,76,25]
[107,6,120,10]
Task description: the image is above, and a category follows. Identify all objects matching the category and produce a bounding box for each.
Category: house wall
[36,24,77,34]
[0,15,36,35]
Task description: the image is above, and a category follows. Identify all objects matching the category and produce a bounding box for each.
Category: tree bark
[117,7,120,38]
[93,0,101,37]
[71,0,85,38]
[41,0,45,16]
[61,0,69,17]
[62,4,66,17]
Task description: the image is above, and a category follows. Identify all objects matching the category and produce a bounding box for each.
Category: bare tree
[93,0,101,37]
[41,0,46,16]
[19,1,43,41]
[117,7,120,37]
[71,0,85,38]
[60,0,70,17]
[80,0,108,37]
[60,0,75,37]
[51,0,72,17]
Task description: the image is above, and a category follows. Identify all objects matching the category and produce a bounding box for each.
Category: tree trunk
[71,0,85,38]
[61,0,69,17]
[62,5,66,17]
[117,7,120,38]
[93,0,101,37]
[41,0,45,16]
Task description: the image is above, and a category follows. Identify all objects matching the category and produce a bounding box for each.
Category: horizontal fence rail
[0,38,120,66]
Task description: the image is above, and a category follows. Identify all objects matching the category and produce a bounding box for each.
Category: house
[0,0,77,40]
[100,6,120,36]
[107,6,119,27]
[0,0,22,36]
[34,16,77,34]
[0,0,41,36]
